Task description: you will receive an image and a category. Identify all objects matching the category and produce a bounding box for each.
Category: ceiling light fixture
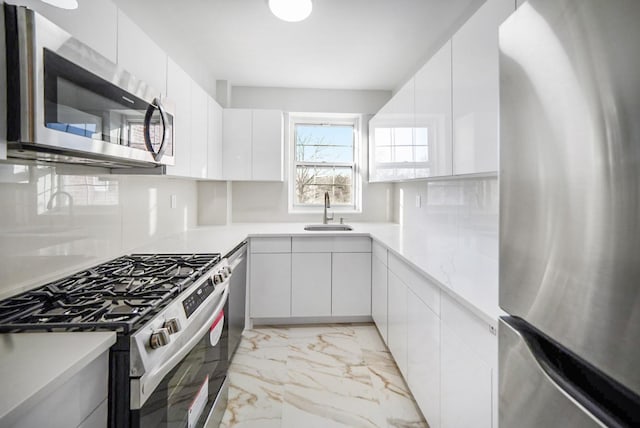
[41,0,78,10]
[268,0,312,23]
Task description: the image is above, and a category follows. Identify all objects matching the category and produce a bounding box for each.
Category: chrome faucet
[323,191,334,224]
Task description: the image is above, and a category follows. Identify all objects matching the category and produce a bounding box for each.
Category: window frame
[288,113,362,214]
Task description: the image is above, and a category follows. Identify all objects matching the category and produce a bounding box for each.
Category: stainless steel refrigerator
[499,0,640,426]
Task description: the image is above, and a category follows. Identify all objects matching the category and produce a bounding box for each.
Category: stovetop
[0,253,221,333]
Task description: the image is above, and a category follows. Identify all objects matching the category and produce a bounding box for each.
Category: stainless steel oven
[134,300,229,428]
[0,253,233,428]
[129,262,232,428]
[3,3,175,168]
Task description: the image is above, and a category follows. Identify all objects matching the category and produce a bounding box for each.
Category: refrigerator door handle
[501,317,640,428]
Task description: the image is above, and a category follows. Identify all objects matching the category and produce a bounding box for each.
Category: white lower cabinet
[371,247,388,343]
[407,288,441,428]
[250,253,291,318]
[331,253,371,316]
[441,322,493,428]
[291,253,331,316]
[250,236,371,320]
[387,270,408,378]
[440,292,496,428]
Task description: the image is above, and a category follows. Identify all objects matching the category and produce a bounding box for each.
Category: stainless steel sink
[304,224,353,231]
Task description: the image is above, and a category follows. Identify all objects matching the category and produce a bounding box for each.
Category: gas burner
[0,253,221,333]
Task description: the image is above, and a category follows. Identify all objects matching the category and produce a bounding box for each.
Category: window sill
[288,208,362,215]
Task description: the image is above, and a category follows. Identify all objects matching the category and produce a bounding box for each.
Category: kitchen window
[289,114,361,212]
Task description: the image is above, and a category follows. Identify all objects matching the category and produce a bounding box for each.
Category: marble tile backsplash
[393,176,499,305]
[0,162,197,299]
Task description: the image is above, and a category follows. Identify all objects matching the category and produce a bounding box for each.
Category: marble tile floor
[215,323,429,428]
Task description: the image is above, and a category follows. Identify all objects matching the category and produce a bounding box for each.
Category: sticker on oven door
[188,375,209,428]
[210,310,224,346]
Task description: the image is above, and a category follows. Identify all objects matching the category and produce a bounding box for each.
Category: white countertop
[0,332,116,425]
[135,222,501,326]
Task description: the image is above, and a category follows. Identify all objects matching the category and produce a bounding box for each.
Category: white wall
[0,163,197,299]
[224,86,394,223]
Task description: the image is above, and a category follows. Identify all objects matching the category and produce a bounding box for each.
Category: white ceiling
[112,0,484,91]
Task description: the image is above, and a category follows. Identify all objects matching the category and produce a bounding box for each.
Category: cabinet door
[117,10,167,95]
[207,98,223,180]
[452,0,515,174]
[250,253,291,318]
[440,293,496,428]
[252,110,283,181]
[414,41,452,178]
[222,109,252,180]
[387,271,408,378]
[441,323,493,428]
[165,58,191,177]
[190,83,208,179]
[291,253,331,316]
[407,289,441,428]
[369,78,415,182]
[371,252,388,343]
[331,253,372,316]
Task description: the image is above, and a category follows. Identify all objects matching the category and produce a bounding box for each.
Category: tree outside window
[293,122,355,207]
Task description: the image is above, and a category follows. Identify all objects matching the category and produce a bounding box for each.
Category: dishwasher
[225,241,247,359]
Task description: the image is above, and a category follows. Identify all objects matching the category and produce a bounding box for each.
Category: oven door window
[42,48,173,156]
[138,311,228,427]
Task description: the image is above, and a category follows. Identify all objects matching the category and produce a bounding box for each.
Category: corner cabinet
[369,41,452,181]
[222,109,284,181]
[452,0,515,175]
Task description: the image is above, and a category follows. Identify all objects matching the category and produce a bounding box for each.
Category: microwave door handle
[143,97,169,162]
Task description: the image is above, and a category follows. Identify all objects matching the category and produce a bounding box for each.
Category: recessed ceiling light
[268,0,312,23]
[40,0,78,10]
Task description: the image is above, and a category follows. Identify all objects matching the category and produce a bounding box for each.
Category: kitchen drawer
[250,237,291,253]
[440,292,496,366]
[292,236,372,253]
[372,240,388,265]
[388,253,440,316]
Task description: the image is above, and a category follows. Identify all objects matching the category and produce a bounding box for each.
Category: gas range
[0,253,222,333]
[0,252,233,428]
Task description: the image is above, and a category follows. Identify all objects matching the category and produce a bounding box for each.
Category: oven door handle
[133,282,229,409]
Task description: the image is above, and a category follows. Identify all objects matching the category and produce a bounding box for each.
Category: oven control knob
[213,273,224,285]
[149,328,171,349]
[164,318,181,334]
[220,269,229,279]
[224,266,232,275]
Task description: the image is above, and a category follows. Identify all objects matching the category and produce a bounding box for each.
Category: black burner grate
[0,253,221,333]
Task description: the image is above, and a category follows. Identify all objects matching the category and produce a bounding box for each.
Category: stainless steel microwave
[3,3,175,168]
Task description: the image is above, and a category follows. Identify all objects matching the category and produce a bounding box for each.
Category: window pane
[295,124,353,163]
[295,166,352,205]
[375,145,392,163]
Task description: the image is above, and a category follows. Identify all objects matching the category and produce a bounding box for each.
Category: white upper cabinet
[452,0,515,175]
[165,58,191,177]
[189,82,208,179]
[369,78,415,182]
[116,10,167,96]
[11,0,118,63]
[252,110,284,181]
[414,40,452,177]
[222,109,252,181]
[207,98,223,180]
[370,40,453,181]
[222,109,284,181]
